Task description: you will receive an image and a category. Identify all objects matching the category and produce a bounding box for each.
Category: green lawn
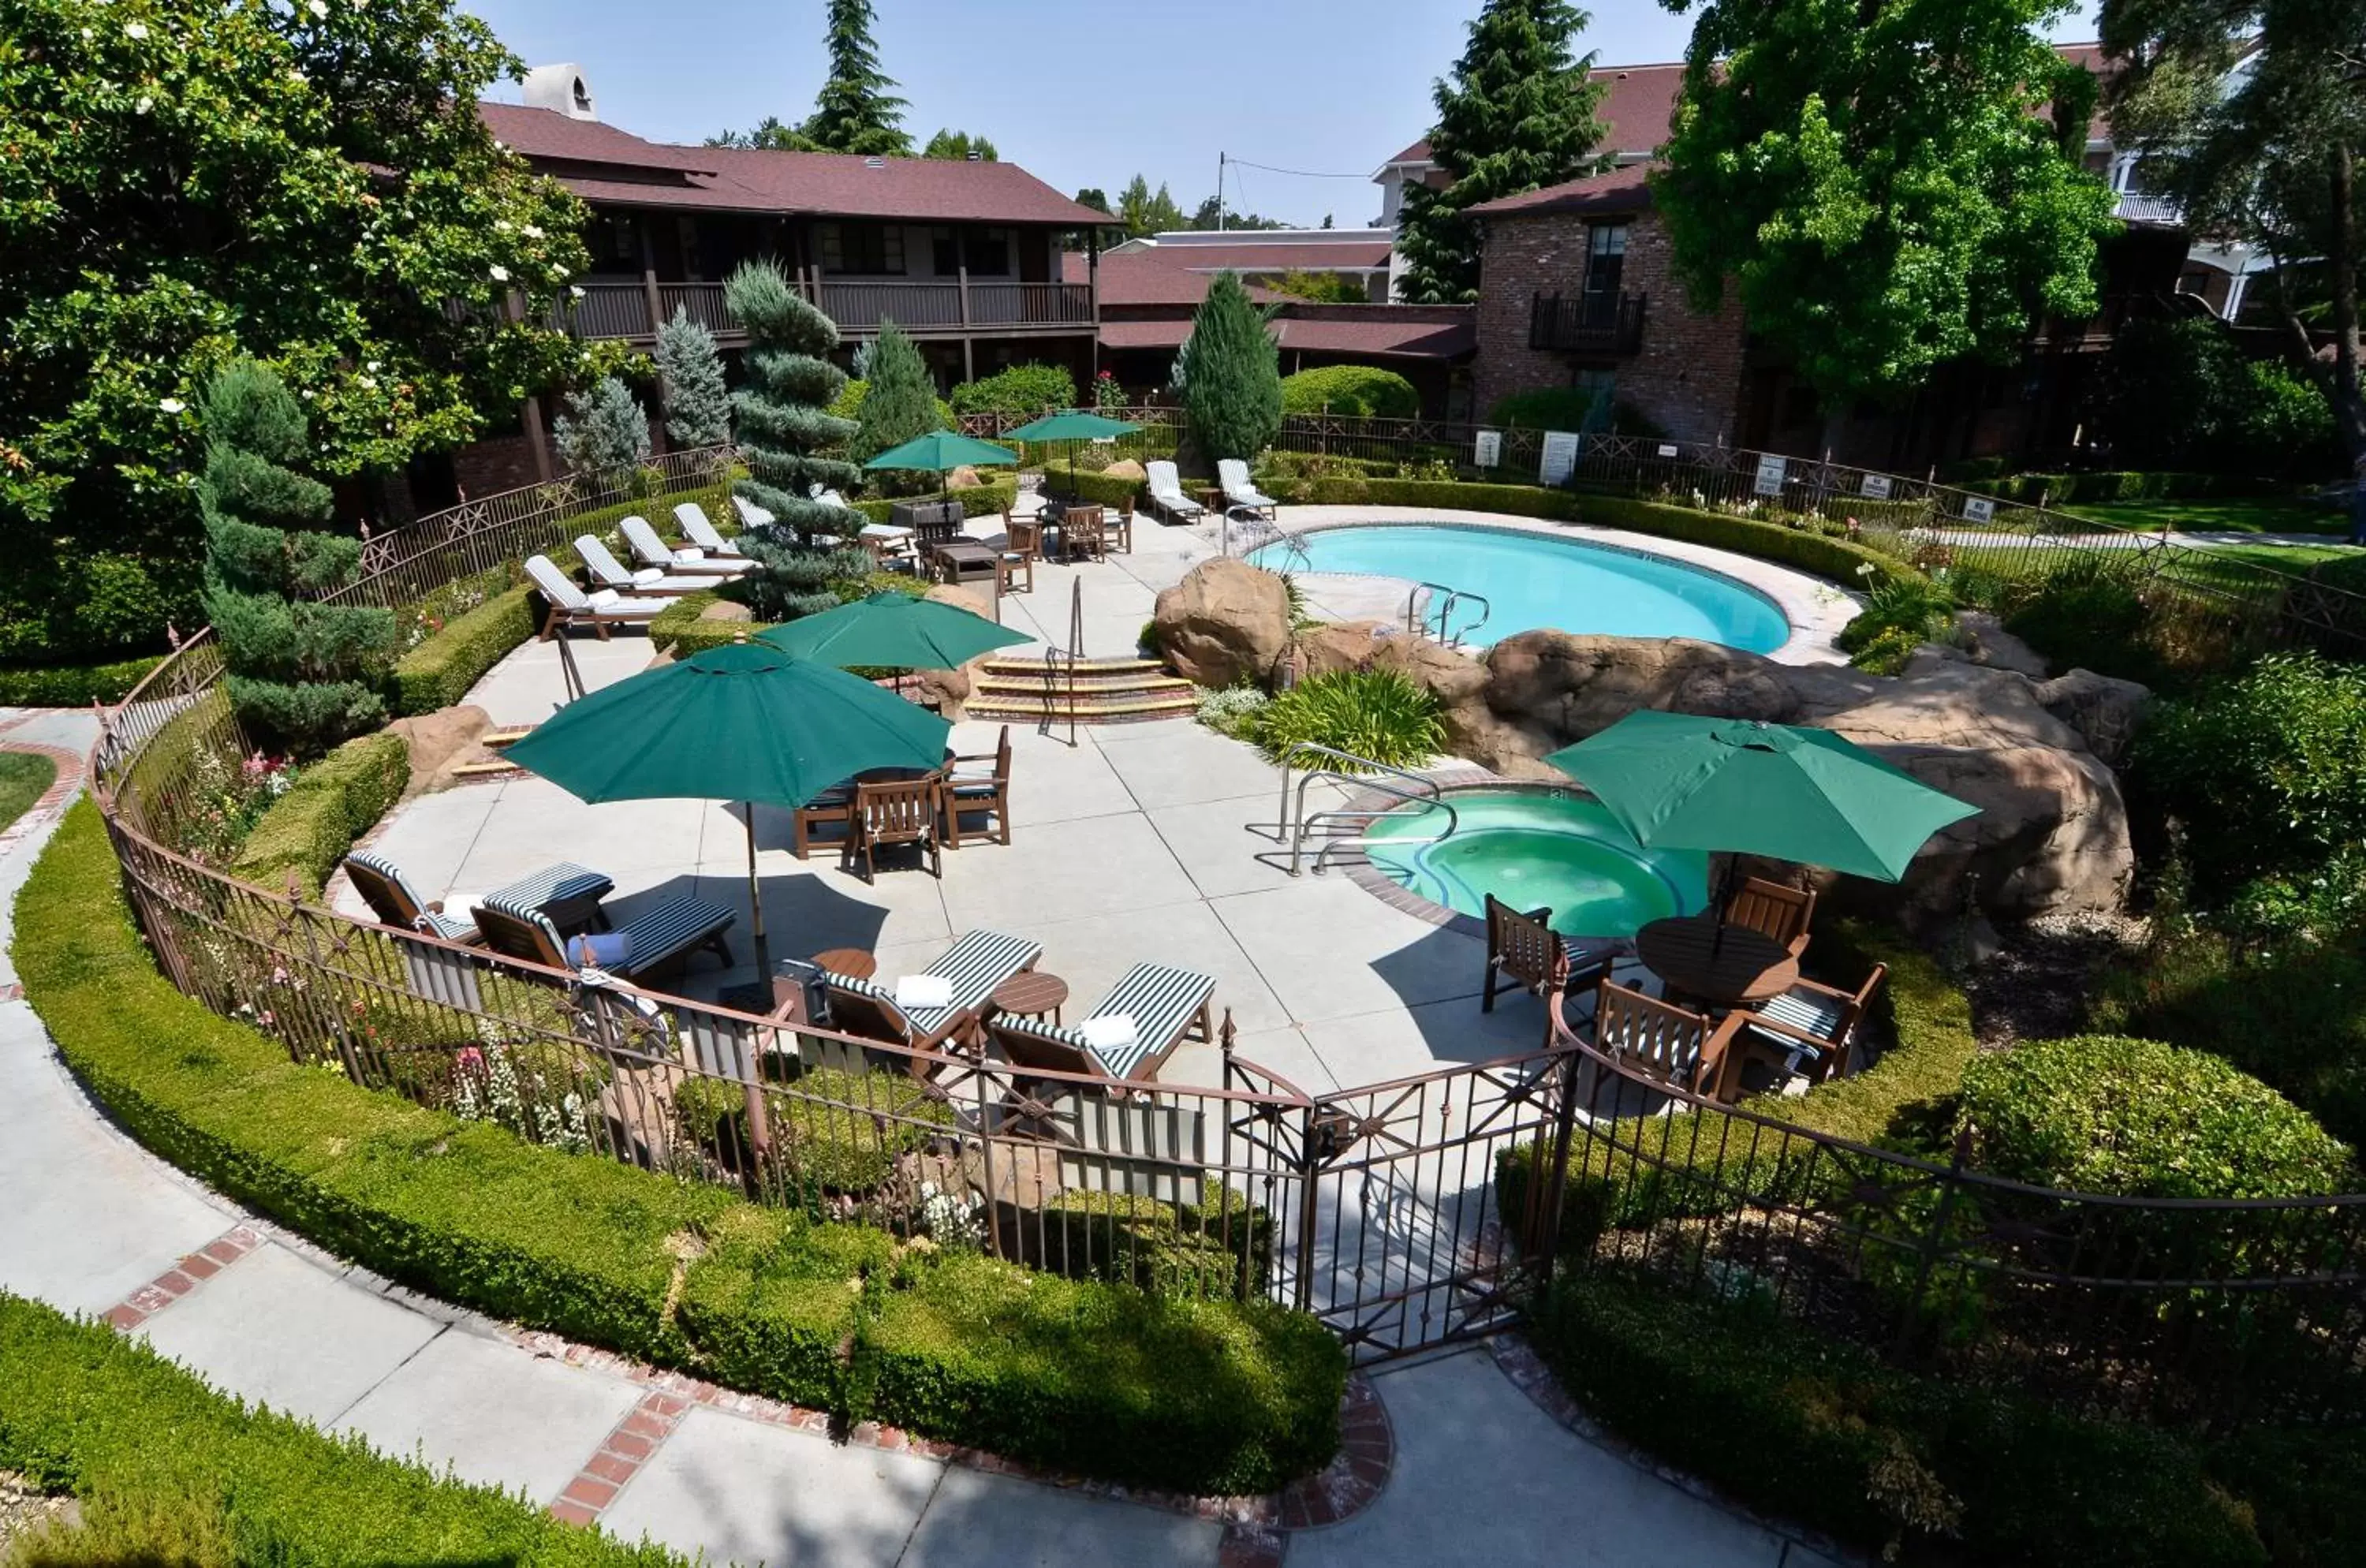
[0,751,56,834]
[2201,539,2357,576]
[2063,495,2351,537]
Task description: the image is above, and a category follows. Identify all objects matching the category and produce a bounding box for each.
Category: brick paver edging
[100,1225,267,1331]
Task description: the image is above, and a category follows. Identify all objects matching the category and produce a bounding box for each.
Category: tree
[1189,196,1289,231]
[801,0,911,157]
[550,377,651,483]
[852,321,942,474]
[0,0,598,666]
[1118,176,1189,238]
[1653,0,2119,426]
[197,362,397,754]
[923,129,998,162]
[722,261,868,619]
[1395,1,1610,303]
[2100,0,2366,460]
[1184,273,1282,461]
[1075,187,1111,213]
[1271,270,1370,304]
[655,308,732,449]
[707,117,819,151]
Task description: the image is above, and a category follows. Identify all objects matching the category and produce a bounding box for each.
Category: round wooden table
[1633,915,1799,1009]
[809,948,879,983]
[990,970,1069,1025]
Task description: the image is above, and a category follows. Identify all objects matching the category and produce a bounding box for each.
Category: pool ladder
[1268,742,1459,878]
[1405,583,1492,648]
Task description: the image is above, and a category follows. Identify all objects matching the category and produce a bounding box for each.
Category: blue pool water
[1248,524,1792,653]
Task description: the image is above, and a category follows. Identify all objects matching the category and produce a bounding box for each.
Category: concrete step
[968,693,1199,723]
[972,672,1195,696]
[976,656,1166,678]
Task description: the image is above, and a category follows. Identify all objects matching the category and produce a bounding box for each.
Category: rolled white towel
[894,973,955,1010]
[1076,1014,1138,1052]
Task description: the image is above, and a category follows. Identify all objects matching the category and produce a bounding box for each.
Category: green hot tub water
[1360,789,1708,939]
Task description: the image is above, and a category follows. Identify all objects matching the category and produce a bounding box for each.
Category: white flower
[569,285,585,300]
[123,21,147,38]
[158,396,185,414]
[488,263,510,282]
[494,219,512,233]
[134,94,152,113]
[364,359,380,371]
[300,389,315,400]
[80,27,94,39]
[307,0,328,15]
[521,223,543,238]
[357,375,376,390]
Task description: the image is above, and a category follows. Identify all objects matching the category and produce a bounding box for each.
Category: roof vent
[966,151,982,162]
[864,155,886,170]
[522,63,597,120]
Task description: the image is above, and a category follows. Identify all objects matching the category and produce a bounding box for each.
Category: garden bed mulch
[1961,911,2147,1052]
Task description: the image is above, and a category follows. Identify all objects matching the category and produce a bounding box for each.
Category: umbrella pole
[741,805,774,1159]
[745,805,773,985]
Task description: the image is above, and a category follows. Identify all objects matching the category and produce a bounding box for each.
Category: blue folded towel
[568,931,635,970]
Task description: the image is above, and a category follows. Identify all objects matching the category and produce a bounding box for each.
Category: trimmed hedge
[0,655,166,708]
[0,1292,683,1567]
[1530,1271,2272,1566]
[390,584,536,715]
[847,480,1019,526]
[1280,365,1420,420]
[1039,467,1145,510]
[226,732,410,898]
[18,802,1345,1495]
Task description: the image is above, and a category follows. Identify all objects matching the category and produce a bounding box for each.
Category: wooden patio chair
[1736,963,1887,1090]
[1061,506,1106,564]
[1483,894,1614,1045]
[846,775,944,881]
[790,782,856,860]
[1102,498,1135,554]
[942,726,1012,849]
[1001,508,1046,562]
[1588,979,1748,1106]
[1724,875,1818,958]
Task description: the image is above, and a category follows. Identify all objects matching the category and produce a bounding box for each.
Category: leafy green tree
[801,0,911,156]
[2100,0,2366,460]
[948,364,1077,418]
[197,363,397,752]
[550,377,651,483]
[1395,1,1609,304]
[1653,0,2118,429]
[722,261,868,618]
[1074,187,1110,213]
[852,321,942,478]
[654,308,733,449]
[1189,196,1289,231]
[923,129,998,161]
[1118,176,1189,238]
[707,116,818,151]
[1271,270,1369,304]
[0,0,597,665]
[1184,273,1283,461]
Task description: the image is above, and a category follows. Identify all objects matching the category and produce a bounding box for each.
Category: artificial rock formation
[386,704,493,796]
[1153,558,1293,689]
[907,583,1002,720]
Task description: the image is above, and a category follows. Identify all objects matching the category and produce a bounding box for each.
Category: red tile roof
[483,103,718,174]
[1466,164,1655,218]
[1100,307,1474,360]
[1124,239,1395,271]
[1065,250,1279,307]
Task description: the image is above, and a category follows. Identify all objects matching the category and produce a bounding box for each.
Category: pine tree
[922,129,998,162]
[550,376,651,483]
[853,319,941,472]
[655,308,732,449]
[723,260,869,619]
[1396,1,1609,304]
[1184,272,1282,462]
[801,0,912,157]
[198,361,397,752]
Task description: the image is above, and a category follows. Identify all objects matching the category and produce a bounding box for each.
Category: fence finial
[1218,1007,1237,1058]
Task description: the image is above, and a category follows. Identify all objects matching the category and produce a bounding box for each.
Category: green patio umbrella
[863,431,1019,506]
[503,640,950,985]
[1544,712,1980,884]
[758,591,1029,671]
[1002,409,1143,495]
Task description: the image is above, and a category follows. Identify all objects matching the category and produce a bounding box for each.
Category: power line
[1222,155,1373,181]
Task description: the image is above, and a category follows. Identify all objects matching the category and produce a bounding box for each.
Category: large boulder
[1812,659,2089,753]
[1481,632,1796,746]
[386,704,493,797]
[909,584,1004,720]
[2034,669,2152,767]
[1949,610,2051,678]
[1154,558,1293,688]
[1101,457,1147,483]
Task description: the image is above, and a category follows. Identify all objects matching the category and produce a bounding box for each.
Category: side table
[990,970,1069,1025]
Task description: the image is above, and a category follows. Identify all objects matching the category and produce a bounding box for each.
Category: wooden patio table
[1634,913,1799,1009]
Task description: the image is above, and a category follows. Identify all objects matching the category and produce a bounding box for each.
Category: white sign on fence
[1860,472,1894,501]
[1962,496,1996,525]
[1540,431,1582,487]
[1657,444,1680,458]
[1474,430,1503,469]
[1752,454,1788,497]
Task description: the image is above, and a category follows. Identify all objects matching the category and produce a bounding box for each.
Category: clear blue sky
[469,0,2106,228]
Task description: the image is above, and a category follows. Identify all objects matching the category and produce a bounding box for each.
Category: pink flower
[456,1047,484,1070]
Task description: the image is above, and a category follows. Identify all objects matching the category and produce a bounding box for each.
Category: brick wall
[1471,208,1748,446]
[450,433,541,498]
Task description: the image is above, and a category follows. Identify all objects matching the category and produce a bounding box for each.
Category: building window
[929,227,1011,277]
[592,211,637,270]
[1584,222,1628,300]
[819,222,905,275]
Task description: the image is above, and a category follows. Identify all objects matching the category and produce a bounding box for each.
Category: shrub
[825,378,957,437]
[1488,386,1659,436]
[1254,668,1442,771]
[670,1068,955,1195]
[2099,316,2251,473]
[850,320,944,472]
[654,306,731,449]
[17,803,1345,1495]
[1195,684,1271,740]
[390,584,536,714]
[0,655,166,708]
[1998,556,2161,685]
[1838,576,1957,658]
[550,375,653,486]
[1279,365,1419,420]
[1959,1035,2352,1200]
[0,1293,687,1568]
[1184,272,1283,461]
[948,363,1076,419]
[226,731,409,898]
[1850,625,1924,675]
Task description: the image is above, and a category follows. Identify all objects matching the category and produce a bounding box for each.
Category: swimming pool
[1248,524,1792,653]
[1361,787,1707,939]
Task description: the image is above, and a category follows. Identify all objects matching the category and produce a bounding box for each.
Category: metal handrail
[1274,742,1441,836]
[1292,778,1457,878]
[1404,581,1491,648]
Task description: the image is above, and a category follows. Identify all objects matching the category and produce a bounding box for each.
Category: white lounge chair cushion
[1075,1014,1138,1052]
[894,973,956,1010]
[677,503,749,557]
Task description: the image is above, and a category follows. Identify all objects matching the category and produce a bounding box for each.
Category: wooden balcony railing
[1528,290,1648,355]
[551,275,1095,342]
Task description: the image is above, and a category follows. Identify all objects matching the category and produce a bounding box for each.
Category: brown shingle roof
[1129,239,1394,271]
[1065,250,1280,307]
[1466,164,1655,218]
[1100,306,1474,360]
[482,104,717,174]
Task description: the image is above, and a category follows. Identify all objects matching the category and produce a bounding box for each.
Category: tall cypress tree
[723,261,869,620]
[1184,272,1283,462]
[655,307,732,449]
[1395,1,1609,304]
[853,319,941,473]
[198,360,397,751]
[801,0,912,157]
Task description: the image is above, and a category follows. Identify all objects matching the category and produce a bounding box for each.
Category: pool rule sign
[1753,454,1789,497]
[1539,431,1581,486]
[1474,429,1503,469]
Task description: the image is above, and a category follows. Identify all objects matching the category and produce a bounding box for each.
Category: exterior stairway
[966,655,1198,725]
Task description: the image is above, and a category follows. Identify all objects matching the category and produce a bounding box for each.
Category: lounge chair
[846,775,942,881]
[523,555,670,640]
[1482,894,1616,1047]
[823,928,1044,1059]
[1218,459,1279,521]
[472,887,736,985]
[677,502,748,557]
[1144,461,1205,524]
[344,850,614,944]
[985,962,1217,1085]
[575,535,707,597]
[731,495,777,531]
[1723,875,1817,959]
[942,726,1012,849]
[1736,964,1886,1089]
[621,514,749,579]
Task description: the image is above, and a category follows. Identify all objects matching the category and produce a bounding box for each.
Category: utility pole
[1217,151,1226,231]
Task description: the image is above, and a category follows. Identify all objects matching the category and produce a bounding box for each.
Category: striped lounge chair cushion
[1744,986,1849,1069]
[489,861,612,913]
[1029,962,1215,1080]
[348,850,480,943]
[834,928,1043,1039]
[480,889,730,976]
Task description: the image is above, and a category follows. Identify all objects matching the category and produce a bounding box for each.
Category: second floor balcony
[1529,290,1648,355]
[551,275,1097,345]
